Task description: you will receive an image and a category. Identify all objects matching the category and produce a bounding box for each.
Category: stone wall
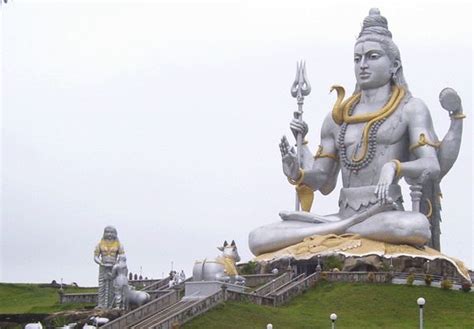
[324,271,391,283]
[129,278,163,290]
[59,292,97,304]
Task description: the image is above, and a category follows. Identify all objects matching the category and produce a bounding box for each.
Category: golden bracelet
[294,140,309,146]
[391,159,402,178]
[424,198,433,218]
[451,113,466,120]
[287,169,305,186]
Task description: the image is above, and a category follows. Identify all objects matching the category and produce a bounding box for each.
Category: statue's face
[354,41,394,90]
[103,227,117,240]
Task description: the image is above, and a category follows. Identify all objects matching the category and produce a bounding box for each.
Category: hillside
[184,282,474,329]
[0,283,96,314]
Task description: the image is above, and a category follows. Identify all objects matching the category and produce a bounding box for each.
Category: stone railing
[226,290,275,306]
[253,272,291,296]
[140,277,170,291]
[147,289,176,300]
[392,272,467,285]
[323,271,391,283]
[241,273,277,287]
[156,290,225,329]
[129,278,162,290]
[273,272,319,306]
[101,290,179,329]
[267,273,306,296]
[59,292,97,304]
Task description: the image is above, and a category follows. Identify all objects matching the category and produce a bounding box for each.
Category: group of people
[168,270,186,287]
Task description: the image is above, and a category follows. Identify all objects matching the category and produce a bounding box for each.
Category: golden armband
[314,145,339,161]
[409,133,441,152]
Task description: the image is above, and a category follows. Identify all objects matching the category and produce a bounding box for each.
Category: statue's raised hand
[375,161,396,204]
[290,116,308,141]
[279,135,300,180]
[439,88,462,114]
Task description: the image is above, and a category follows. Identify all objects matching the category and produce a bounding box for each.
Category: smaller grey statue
[193,240,246,285]
[111,255,151,309]
[94,226,124,309]
[111,254,129,309]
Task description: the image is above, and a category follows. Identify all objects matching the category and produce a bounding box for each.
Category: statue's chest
[100,242,120,256]
[338,107,407,147]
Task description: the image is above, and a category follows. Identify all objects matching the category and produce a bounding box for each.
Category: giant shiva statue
[249,9,465,256]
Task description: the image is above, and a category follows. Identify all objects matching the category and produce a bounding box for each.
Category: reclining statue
[249,8,465,256]
[193,240,246,285]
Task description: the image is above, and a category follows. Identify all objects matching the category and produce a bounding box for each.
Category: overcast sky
[1,0,472,286]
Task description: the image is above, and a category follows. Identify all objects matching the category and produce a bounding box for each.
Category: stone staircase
[101,274,287,328]
[101,290,180,329]
[129,299,201,329]
[264,273,306,296]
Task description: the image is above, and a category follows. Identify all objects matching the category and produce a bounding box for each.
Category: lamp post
[316,255,322,272]
[417,297,425,329]
[330,313,337,329]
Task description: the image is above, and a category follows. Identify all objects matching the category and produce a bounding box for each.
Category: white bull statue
[193,240,246,285]
[126,286,150,307]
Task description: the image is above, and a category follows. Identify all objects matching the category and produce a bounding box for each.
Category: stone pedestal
[184,281,245,299]
[254,234,471,282]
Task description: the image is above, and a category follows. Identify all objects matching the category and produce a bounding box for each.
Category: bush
[406,273,415,286]
[381,262,391,272]
[50,316,68,327]
[424,274,432,286]
[320,272,328,281]
[240,261,258,275]
[440,279,453,290]
[367,272,375,283]
[384,272,393,283]
[460,281,471,293]
[323,255,343,272]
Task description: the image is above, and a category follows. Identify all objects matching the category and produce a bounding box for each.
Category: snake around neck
[331,85,406,172]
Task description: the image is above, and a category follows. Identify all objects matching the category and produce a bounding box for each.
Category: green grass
[0,283,96,314]
[184,282,474,329]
